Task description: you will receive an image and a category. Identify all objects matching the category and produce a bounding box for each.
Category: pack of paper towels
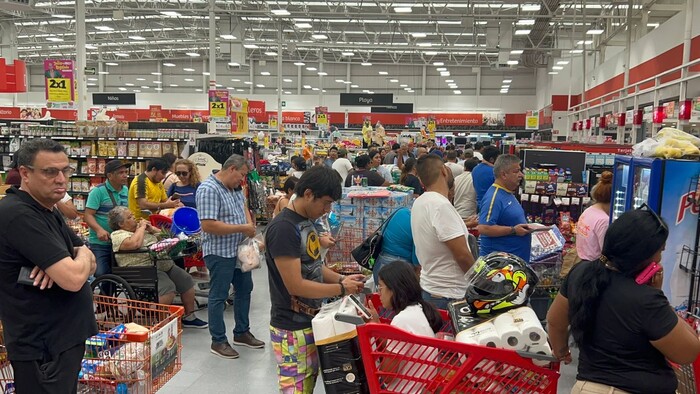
[455,307,552,359]
[311,297,359,343]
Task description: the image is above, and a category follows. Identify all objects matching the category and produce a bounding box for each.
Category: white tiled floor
[159,262,578,394]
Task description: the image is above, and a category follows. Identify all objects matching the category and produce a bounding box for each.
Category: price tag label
[46,78,72,102]
[209,101,228,118]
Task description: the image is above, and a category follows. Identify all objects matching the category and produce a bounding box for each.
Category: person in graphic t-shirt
[344,154,388,187]
[265,166,365,393]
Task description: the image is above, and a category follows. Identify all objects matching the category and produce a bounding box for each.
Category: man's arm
[43,246,95,292]
[275,256,364,298]
[201,219,256,237]
[443,235,475,273]
[477,223,531,237]
[56,199,79,220]
[83,208,110,242]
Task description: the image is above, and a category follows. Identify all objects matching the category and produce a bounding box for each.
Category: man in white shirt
[411,155,475,310]
[444,151,463,178]
[331,148,353,186]
[453,158,480,219]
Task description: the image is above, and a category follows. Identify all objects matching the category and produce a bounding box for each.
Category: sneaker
[210,342,239,359]
[233,331,265,349]
[182,317,208,329]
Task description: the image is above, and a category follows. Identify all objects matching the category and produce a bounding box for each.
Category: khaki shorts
[158,266,194,296]
[572,380,631,394]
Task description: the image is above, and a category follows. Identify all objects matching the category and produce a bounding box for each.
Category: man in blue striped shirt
[197,154,264,359]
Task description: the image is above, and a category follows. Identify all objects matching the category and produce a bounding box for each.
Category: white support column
[297,65,302,95]
[318,47,324,106]
[476,67,481,97]
[208,0,216,89]
[76,0,88,121]
[277,25,283,133]
[680,0,694,100]
[202,59,207,92]
[249,61,254,95]
[421,64,427,96]
[97,47,104,93]
[346,63,351,93]
[0,22,18,60]
[157,62,162,94]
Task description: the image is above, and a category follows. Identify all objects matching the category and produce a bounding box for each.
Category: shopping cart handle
[516,350,559,362]
[335,313,365,326]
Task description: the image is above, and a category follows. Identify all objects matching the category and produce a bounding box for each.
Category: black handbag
[351,208,401,270]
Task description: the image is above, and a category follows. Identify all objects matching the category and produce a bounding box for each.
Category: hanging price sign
[209,101,227,118]
[46,78,72,102]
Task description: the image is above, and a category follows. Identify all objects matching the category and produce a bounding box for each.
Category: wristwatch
[338,275,346,284]
[510,226,516,235]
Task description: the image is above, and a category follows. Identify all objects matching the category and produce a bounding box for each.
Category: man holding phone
[128,158,183,220]
[477,154,533,262]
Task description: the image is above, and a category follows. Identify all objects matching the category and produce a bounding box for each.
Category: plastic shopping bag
[237,234,265,272]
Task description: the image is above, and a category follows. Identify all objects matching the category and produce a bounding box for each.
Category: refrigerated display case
[610,155,700,307]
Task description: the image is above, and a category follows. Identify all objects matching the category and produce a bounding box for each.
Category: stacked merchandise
[327,187,413,273]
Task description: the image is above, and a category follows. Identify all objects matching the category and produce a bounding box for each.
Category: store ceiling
[0,0,685,69]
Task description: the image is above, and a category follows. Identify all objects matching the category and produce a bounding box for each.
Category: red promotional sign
[653,106,665,124]
[149,105,162,120]
[110,109,139,122]
[679,99,692,120]
[599,116,607,129]
[633,110,643,125]
[572,122,578,131]
[618,113,626,126]
[0,106,20,119]
[168,110,193,121]
[247,100,267,122]
[585,119,592,130]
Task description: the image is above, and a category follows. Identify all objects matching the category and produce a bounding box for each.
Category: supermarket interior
[5,0,700,393]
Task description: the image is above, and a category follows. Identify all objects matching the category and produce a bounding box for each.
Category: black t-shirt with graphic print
[265,208,325,331]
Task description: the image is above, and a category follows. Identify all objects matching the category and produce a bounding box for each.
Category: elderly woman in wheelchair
[108,206,208,329]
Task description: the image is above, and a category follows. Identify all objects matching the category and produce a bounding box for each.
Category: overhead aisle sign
[44,59,75,108]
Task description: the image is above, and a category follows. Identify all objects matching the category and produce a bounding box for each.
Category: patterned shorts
[270,325,320,394]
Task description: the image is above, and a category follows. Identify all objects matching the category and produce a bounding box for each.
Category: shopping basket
[356,323,560,393]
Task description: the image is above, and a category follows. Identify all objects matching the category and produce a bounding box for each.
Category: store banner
[691,98,700,122]
[268,114,278,129]
[427,118,436,139]
[230,97,248,133]
[0,107,20,119]
[663,101,676,119]
[20,107,43,120]
[247,100,267,122]
[149,105,163,121]
[526,115,539,130]
[208,89,229,119]
[483,112,505,127]
[44,59,74,107]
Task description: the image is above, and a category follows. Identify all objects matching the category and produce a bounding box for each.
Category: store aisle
[159,263,578,394]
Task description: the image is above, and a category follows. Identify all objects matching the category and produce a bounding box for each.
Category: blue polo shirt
[85,181,129,245]
[381,207,419,265]
[478,184,531,262]
[472,163,495,209]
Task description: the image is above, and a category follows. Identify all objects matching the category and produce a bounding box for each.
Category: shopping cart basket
[356,323,560,393]
[671,312,700,394]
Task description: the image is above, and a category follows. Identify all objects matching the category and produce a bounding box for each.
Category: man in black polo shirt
[0,139,97,392]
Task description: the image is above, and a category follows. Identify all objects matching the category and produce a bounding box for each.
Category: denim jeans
[89,243,113,277]
[421,290,458,311]
[372,252,411,288]
[204,254,253,344]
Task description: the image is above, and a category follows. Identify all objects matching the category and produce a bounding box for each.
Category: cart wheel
[91,274,137,300]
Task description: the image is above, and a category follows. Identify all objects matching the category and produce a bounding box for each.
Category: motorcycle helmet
[464,252,539,315]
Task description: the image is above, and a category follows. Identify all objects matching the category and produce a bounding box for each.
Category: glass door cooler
[611,156,632,221]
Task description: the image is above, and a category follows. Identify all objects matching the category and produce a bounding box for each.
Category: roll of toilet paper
[455,322,503,348]
[311,310,337,343]
[492,313,524,350]
[510,307,548,346]
[527,343,553,367]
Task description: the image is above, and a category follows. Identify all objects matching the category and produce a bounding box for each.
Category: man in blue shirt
[471,145,501,210]
[477,154,533,262]
[84,159,130,279]
[197,154,264,359]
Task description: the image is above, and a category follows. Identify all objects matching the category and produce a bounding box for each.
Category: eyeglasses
[24,165,75,178]
[175,171,189,176]
[638,203,667,233]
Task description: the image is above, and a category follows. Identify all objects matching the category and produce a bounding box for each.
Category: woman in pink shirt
[576,172,612,261]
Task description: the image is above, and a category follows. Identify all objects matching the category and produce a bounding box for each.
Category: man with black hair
[473,141,484,160]
[471,145,501,209]
[331,148,353,186]
[453,158,481,220]
[324,146,338,168]
[265,166,366,393]
[0,139,97,392]
[445,150,463,177]
[344,154,389,187]
[384,143,400,164]
[128,158,183,220]
[411,155,475,310]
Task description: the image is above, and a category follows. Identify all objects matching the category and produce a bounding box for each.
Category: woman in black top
[547,206,700,394]
[400,158,423,197]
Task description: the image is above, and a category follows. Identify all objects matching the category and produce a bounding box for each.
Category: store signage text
[93,93,136,105]
[340,93,393,106]
[677,191,700,224]
[371,103,414,114]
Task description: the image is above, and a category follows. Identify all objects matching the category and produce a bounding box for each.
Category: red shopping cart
[355,322,560,394]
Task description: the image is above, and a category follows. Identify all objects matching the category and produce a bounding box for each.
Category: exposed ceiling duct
[521,0,561,68]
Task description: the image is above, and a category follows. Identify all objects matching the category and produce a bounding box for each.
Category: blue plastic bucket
[172,207,201,235]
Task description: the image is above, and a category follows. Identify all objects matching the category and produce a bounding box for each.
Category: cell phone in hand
[17,266,34,286]
[171,193,181,200]
[347,294,372,319]
[636,262,661,285]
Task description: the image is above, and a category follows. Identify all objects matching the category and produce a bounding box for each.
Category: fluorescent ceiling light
[437,21,461,25]
[417,42,432,47]
[454,90,462,94]
[341,52,354,56]
[183,68,195,72]
[306,67,317,71]
[503,79,512,83]
[436,67,447,71]
[105,62,118,66]
[87,77,98,81]
[85,44,98,49]
[185,78,194,82]
[517,19,535,25]
[501,85,510,88]
[335,79,345,83]
[195,89,203,92]
[411,32,427,38]
[244,81,253,84]
[243,44,259,49]
[283,78,293,82]
[186,52,200,57]
[587,29,604,35]
[115,53,129,57]
[261,71,271,76]
[445,79,454,83]
[46,37,64,42]
[378,71,389,75]
[271,9,290,16]
[94,26,113,31]
[312,34,328,40]
[136,77,145,81]
[570,49,583,54]
[125,83,134,86]
[506,60,519,65]
[256,84,265,87]
[169,84,179,87]
[475,21,487,25]
[141,86,149,89]
[118,87,127,91]
[304,85,312,89]
[552,66,564,70]
[515,30,531,35]
[52,14,72,19]
[163,62,176,67]
[433,62,444,66]
[510,49,524,54]
[440,71,450,76]
[160,11,181,17]
[351,84,359,88]
[521,4,541,11]
[361,62,372,66]
[389,79,399,83]
[133,90,141,93]
[154,87,163,91]
[228,62,240,66]
[294,62,306,66]
[202,72,210,76]
[577,40,593,45]
[129,35,145,41]
[295,23,312,29]
[312,87,320,91]
[151,72,162,75]
[400,84,408,87]
[265,51,278,56]
[548,71,559,75]
[220,34,237,40]
[343,81,352,84]
[231,78,240,82]
[284,91,292,94]
[318,71,328,76]
[500,90,508,93]
[557,60,569,65]
[394,7,412,13]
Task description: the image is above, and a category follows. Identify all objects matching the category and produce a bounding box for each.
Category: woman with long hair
[399,157,423,197]
[290,156,307,179]
[167,159,201,208]
[547,207,700,394]
[272,176,298,218]
[575,171,613,261]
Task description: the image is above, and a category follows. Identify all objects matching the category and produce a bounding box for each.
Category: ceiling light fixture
[587,29,604,35]
[153,81,162,84]
[361,62,372,66]
[503,79,513,83]
[295,23,312,29]
[514,30,531,35]
[548,71,559,75]
[115,53,129,57]
[283,78,293,82]
[454,90,462,94]
[125,83,134,86]
[183,68,195,72]
[94,26,113,31]
[202,71,210,76]
[185,78,194,82]
[312,34,328,40]
[400,84,408,87]
[244,81,253,85]
[136,78,145,81]
[440,71,450,76]
[151,72,162,75]
[351,84,359,88]
[46,37,64,42]
[129,35,145,41]
[552,66,564,70]
[228,62,240,66]
[294,62,306,66]
[243,44,259,49]
[271,9,290,16]
[510,49,524,54]
[52,14,72,19]
[160,11,181,17]
[475,21,487,25]
[154,87,163,91]
[394,7,412,13]
[318,71,328,76]
[220,34,237,40]
[577,40,593,45]
[389,79,399,83]
[433,62,444,66]
[186,52,200,57]
[445,79,454,83]
[265,51,278,56]
[118,87,127,91]
[341,52,354,56]
[261,71,271,76]
[378,71,389,75]
[105,62,118,66]
[570,49,583,54]
[163,62,176,67]
[517,19,535,25]
[256,84,265,88]
[557,60,569,65]
[306,67,317,71]
[335,79,345,83]
[411,32,427,38]
[521,4,541,11]
[506,60,519,65]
